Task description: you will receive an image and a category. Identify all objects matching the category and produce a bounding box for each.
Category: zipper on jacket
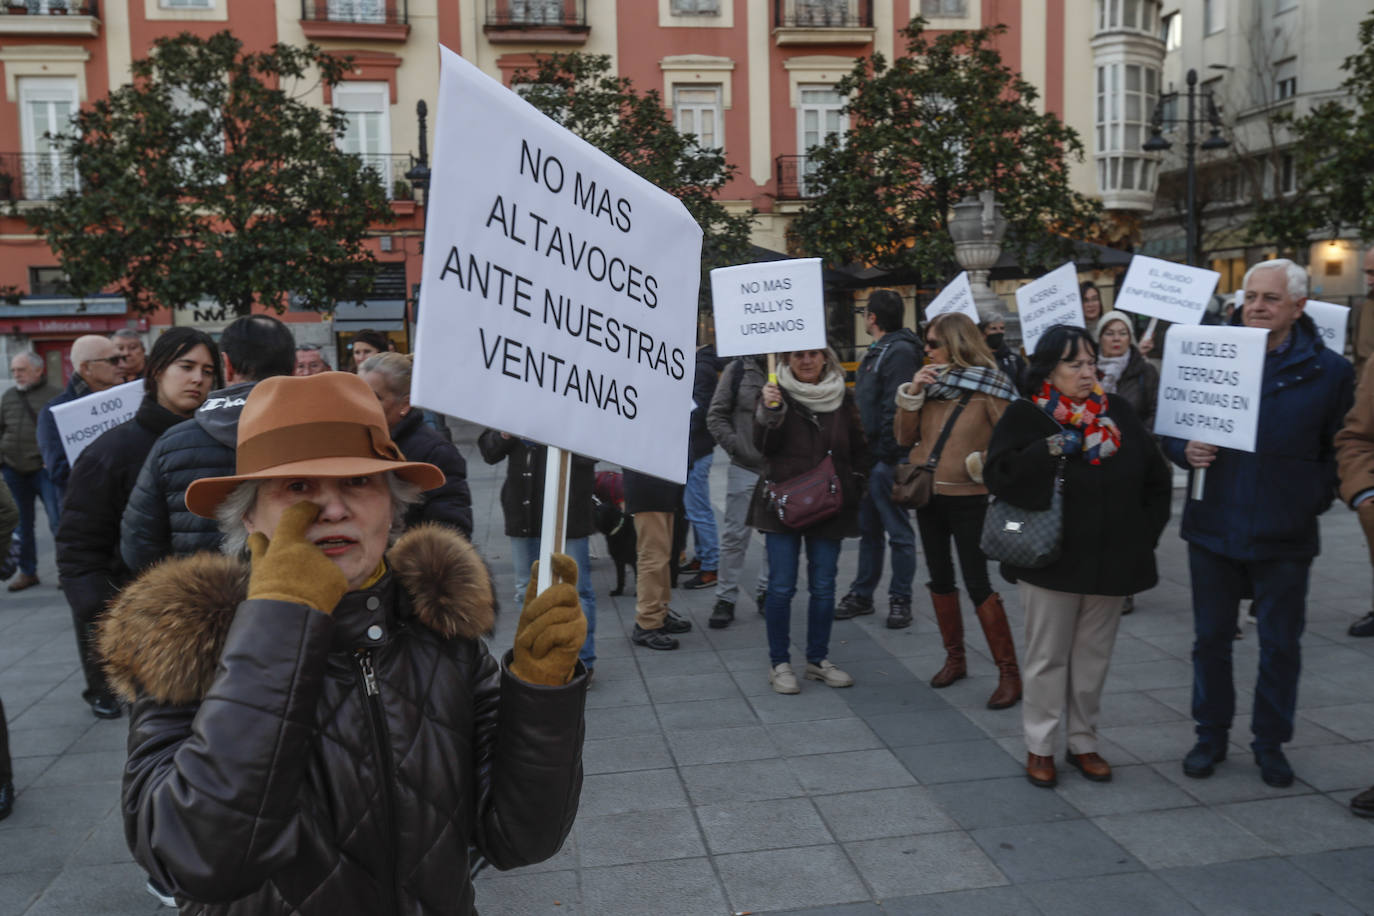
[355,649,402,916]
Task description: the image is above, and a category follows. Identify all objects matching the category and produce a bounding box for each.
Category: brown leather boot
[929,588,966,688]
[975,593,1022,710]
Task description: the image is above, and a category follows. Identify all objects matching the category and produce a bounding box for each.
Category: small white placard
[412,48,703,484]
[710,258,826,358]
[49,379,143,467]
[925,272,980,324]
[1114,255,1220,325]
[1154,325,1269,453]
[1303,300,1350,354]
[1016,262,1084,354]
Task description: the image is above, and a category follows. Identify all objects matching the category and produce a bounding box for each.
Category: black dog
[593,494,637,596]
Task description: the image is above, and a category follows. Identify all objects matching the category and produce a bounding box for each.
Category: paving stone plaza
[1,423,1372,914]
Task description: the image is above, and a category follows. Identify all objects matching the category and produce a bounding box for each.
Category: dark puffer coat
[35,371,92,489]
[748,389,869,539]
[476,430,596,539]
[98,526,586,915]
[390,410,473,537]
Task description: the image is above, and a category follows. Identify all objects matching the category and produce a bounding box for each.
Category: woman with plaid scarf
[985,325,1172,790]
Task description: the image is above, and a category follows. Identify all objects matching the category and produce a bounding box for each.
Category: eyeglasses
[925,339,944,350]
[90,356,126,365]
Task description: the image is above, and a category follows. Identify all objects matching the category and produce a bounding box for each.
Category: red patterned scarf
[1033,380,1121,464]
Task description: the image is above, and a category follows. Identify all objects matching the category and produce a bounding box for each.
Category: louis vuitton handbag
[979,456,1066,569]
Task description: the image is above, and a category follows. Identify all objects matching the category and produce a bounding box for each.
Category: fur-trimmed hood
[98,524,496,705]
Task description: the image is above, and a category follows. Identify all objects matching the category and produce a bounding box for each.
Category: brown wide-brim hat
[185,372,445,519]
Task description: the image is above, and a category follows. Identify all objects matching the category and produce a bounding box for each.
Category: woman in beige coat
[895,313,1022,709]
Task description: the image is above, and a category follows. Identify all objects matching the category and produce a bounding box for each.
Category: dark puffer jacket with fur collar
[98,525,586,915]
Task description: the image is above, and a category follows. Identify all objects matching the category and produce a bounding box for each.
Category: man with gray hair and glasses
[295,343,331,376]
[0,352,62,591]
[111,329,146,381]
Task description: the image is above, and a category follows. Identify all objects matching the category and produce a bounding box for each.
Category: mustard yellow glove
[246,501,349,615]
[510,553,587,686]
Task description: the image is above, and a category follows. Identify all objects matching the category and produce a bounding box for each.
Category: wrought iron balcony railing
[775,155,818,200]
[353,153,420,201]
[1,0,99,15]
[299,0,406,26]
[773,0,872,29]
[485,0,586,30]
[0,152,78,201]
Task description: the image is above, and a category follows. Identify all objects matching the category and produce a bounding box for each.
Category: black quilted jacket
[99,526,586,915]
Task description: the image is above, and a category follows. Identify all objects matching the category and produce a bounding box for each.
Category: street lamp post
[1143,68,1229,267]
[404,100,432,347]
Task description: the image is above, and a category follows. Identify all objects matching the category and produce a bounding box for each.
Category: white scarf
[1098,353,1130,393]
[777,363,846,414]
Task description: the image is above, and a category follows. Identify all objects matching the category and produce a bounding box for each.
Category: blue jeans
[1188,544,1308,751]
[1,466,61,577]
[684,453,719,571]
[511,536,597,669]
[764,532,840,667]
[849,460,916,601]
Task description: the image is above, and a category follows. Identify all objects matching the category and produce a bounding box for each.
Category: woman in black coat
[984,326,1171,790]
[56,328,222,719]
[359,353,473,538]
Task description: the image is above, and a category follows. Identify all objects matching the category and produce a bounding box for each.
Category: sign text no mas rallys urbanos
[1016,262,1084,354]
[49,379,143,467]
[1113,255,1220,326]
[412,48,703,484]
[710,259,826,358]
[1153,325,1267,453]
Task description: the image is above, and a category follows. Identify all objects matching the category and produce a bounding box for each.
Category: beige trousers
[633,512,673,630]
[1018,581,1124,757]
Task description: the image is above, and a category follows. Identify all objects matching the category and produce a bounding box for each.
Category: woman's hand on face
[911,365,940,393]
[1184,440,1218,468]
[761,381,782,409]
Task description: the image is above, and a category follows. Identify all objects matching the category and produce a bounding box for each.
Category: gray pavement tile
[1148,756,1316,804]
[715,844,869,913]
[17,862,154,916]
[928,776,1081,829]
[634,647,727,679]
[916,674,1005,710]
[0,825,87,876]
[748,687,854,724]
[680,758,803,806]
[1266,742,1374,793]
[1096,720,1205,763]
[959,703,1026,738]
[0,867,55,916]
[655,696,758,731]
[1214,794,1374,856]
[574,808,706,866]
[863,708,984,748]
[581,857,729,916]
[581,734,674,775]
[1101,634,1177,665]
[9,754,54,793]
[1301,702,1374,742]
[812,786,959,841]
[877,885,1034,915]
[1157,856,1365,916]
[766,717,883,757]
[1018,872,1201,915]
[846,831,1008,898]
[1094,807,1274,870]
[663,724,779,766]
[1296,674,1374,710]
[1051,763,1195,817]
[1289,846,1374,912]
[582,703,660,740]
[892,738,1023,785]
[1233,712,1348,749]
[696,797,831,854]
[581,673,649,709]
[8,699,101,732]
[4,725,88,759]
[716,646,769,675]
[787,749,917,795]
[0,782,120,838]
[577,768,688,817]
[473,868,582,915]
[768,903,884,916]
[60,721,127,755]
[644,671,743,704]
[970,819,1142,883]
[1096,690,1189,728]
[68,810,136,867]
[30,750,125,788]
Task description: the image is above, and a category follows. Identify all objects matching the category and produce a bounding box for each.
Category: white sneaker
[804,660,854,688]
[145,879,177,908]
[769,662,800,694]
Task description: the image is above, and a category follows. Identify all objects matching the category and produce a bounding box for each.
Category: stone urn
[948,191,1017,344]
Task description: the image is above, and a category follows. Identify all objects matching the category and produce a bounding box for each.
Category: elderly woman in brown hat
[98,372,588,915]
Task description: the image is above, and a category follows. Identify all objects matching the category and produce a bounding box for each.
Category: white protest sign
[412,48,703,484]
[1016,262,1084,354]
[710,258,825,358]
[1303,300,1350,354]
[1114,254,1220,326]
[925,272,980,323]
[49,379,143,467]
[1154,325,1268,452]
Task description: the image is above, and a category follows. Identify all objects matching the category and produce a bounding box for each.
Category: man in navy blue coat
[1162,259,1354,788]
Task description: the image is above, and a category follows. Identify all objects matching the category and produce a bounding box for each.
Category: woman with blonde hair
[895,313,1023,708]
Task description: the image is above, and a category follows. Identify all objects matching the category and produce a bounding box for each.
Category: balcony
[775,155,817,201]
[300,0,408,40]
[773,0,873,45]
[484,0,588,45]
[0,152,78,202]
[353,153,420,204]
[0,0,100,37]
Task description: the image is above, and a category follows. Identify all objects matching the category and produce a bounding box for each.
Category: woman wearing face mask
[980,318,1028,394]
[984,326,1172,789]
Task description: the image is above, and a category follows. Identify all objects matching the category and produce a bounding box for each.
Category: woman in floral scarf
[985,325,1172,790]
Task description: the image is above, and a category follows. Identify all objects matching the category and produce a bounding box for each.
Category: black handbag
[765,451,843,529]
[979,456,1066,568]
[892,390,974,509]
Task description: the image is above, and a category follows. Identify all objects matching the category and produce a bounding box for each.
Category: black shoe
[885,597,913,629]
[631,625,679,651]
[834,593,874,620]
[1121,595,1135,615]
[682,571,717,590]
[755,587,767,615]
[1182,741,1227,778]
[0,780,12,821]
[87,690,122,720]
[663,610,693,634]
[1254,747,1294,788]
[1349,612,1374,637]
[709,599,735,629]
[1351,785,1374,817]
